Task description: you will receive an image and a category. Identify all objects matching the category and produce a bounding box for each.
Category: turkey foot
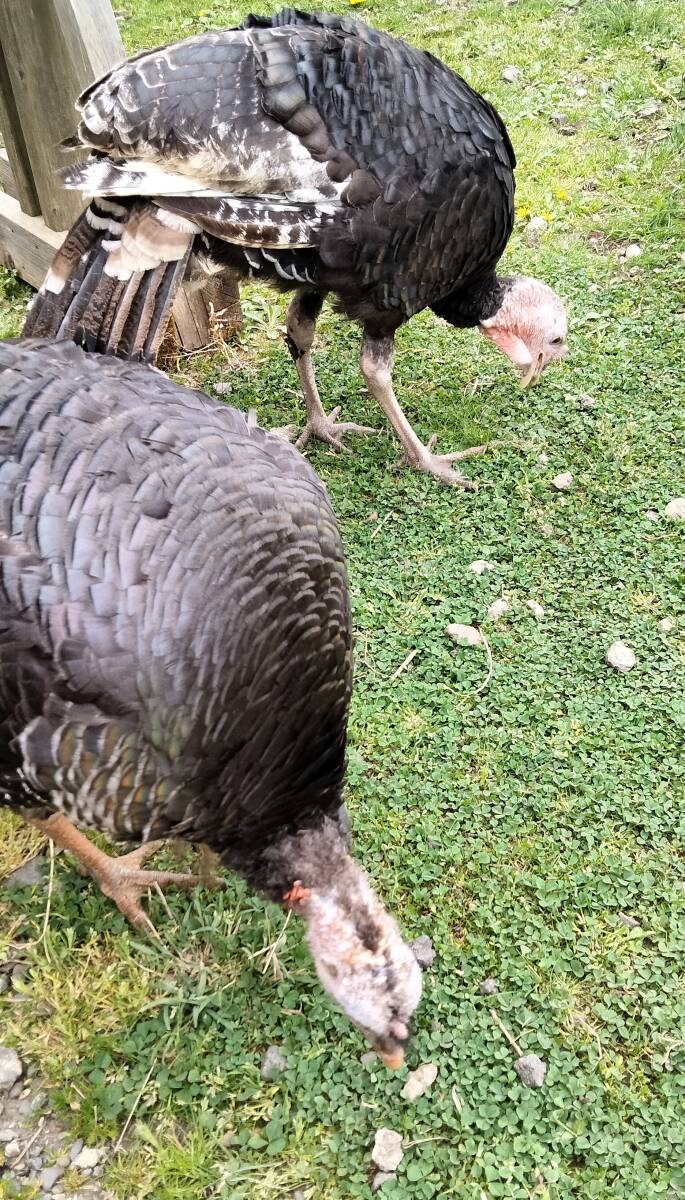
[398,435,504,488]
[296,405,376,452]
[29,813,198,935]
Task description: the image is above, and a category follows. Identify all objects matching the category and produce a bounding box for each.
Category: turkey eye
[551,337,563,345]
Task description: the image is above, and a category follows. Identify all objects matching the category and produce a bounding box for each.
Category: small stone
[604,640,636,673]
[212,381,232,395]
[40,1166,65,1191]
[11,964,30,988]
[71,1147,103,1171]
[468,559,496,575]
[0,1047,23,1088]
[479,977,498,995]
[371,1128,404,1172]
[409,935,435,969]
[657,618,674,633]
[514,1054,547,1088]
[579,393,596,409]
[3,855,45,888]
[617,912,640,929]
[260,1045,288,1082]
[372,1172,397,1191]
[575,85,588,97]
[68,1140,84,1162]
[4,1138,21,1159]
[664,497,685,519]
[526,600,545,620]
[644,509,659,522]
[55,1154,70,1168]
[638,100,659,117]
[0,1127,15,1141]
[18,1099,32,1115]
[551,472,573,491]
[527,216,548,234]
[446,623,482,647]
[0,974,8,995]
[622,243,642,260]
[360,1051,378,1067]
[501,65,520,82]
[538,451,549,464]
[487,598,509,621]
[550,111,568,127]
[401,1062,437,1101]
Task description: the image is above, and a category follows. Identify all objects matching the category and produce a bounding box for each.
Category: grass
[1,0,685,1197]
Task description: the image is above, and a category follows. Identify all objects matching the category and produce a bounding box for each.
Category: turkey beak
[380,1048,405,1070]
[519,350,544,389]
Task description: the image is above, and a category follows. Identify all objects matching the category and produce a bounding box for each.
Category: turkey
[0,338,421,1066]
[23,8,567,487]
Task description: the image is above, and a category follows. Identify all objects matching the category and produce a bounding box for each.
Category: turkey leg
[283,289,376,450]
[359,331,480,489]
[28,813,198,935]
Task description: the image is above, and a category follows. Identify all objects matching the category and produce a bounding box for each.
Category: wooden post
[0,0,243,351]
[0,0,125,231]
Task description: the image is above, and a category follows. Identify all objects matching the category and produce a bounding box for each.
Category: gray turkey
[23,8,567,487]
[0,339,421,1066]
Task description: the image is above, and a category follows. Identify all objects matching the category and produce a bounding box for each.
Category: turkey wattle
[0,339,421,1066]
[23,9,567,487]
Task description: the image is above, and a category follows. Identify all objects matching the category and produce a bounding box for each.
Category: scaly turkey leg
[28,813,198,935]
[359,331,480,489]
[282,289,376,450]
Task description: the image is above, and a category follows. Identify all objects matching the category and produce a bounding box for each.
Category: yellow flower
[515,204,531,220]
[539,209,552,221]
[554,189,570,201]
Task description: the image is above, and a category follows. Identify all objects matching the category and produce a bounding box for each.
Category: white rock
[409,934,435,968]
[401,1062,438,1101]
[657,618,674,633]
[372,1128,404,1172]
[604,640,636,673]
[514,1054,547,1088]
[575,85,588,97]
[551,472,573,491]
[487,598,509,621]
[446,623,483,647]
[501,65,520,82]
[71,1147,103,1171]
[0,1047,22,1088]
[623,243,642,260]
[538,451,549,464]
[644,509,659,522]
[526,600,545,619]
[469,559,497,575]
[579,393,597,409]
[4,1139,21,1159]
[527,216,548,233]
[664,497,685,519]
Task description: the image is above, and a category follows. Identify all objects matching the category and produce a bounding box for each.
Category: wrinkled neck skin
[262,819,422,1066]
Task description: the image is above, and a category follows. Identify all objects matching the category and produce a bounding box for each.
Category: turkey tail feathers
[23,200,194,362]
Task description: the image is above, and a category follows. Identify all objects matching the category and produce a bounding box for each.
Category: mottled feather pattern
[0,341,352,871]
[26,9,518,351]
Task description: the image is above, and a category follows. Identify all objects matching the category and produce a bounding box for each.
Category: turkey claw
[295,406,377,452]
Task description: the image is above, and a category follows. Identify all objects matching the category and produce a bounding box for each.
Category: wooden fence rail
[0,0,241,349]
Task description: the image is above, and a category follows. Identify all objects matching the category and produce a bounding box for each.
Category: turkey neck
[430,273,512,328]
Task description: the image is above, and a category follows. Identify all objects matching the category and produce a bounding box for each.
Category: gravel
[372,1172,397,1191]
[409,935,435,968]
[657,618,674,633]
[260,1045,288,1082]
[479,978,498,996]
[486,598,509,620]
[468,559,497,575]
[372,1128,404,1172]
[501,65,520,82]
[551,471,573,491]
[3,854,46,889]
[0,1047,23,1088]
[514,1054,547,1088]
[72,1146,104,1171]
[604,640,636,673]
[526,600,544,619]
[401,1063,437,1101]
[40,1165,65,1191]
[446,623,482,647]
[664,497,685,519]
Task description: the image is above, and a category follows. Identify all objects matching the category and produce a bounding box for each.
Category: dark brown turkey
[24,8,567,487]
[0,338,421,1066]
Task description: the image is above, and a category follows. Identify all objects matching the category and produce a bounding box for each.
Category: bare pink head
[479,276,568,387]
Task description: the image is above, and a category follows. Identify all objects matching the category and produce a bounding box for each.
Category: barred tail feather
[23,200,195,363]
